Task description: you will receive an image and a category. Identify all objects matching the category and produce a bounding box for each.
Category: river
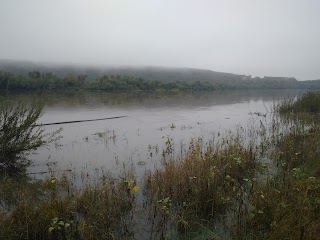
[20,90,301,177]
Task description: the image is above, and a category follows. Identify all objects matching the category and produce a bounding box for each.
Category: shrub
[0,97,60,173]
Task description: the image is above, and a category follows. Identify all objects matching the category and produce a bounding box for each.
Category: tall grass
[144,136,259,236]
[0,170,138,239]
[243,121,320,239]
[278,91,320,114]
[2,92,320,239]
[143,94,320,239]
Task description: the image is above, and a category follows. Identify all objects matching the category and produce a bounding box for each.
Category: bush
[0,97,60,173]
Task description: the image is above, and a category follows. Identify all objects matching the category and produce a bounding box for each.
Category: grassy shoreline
[1,91,320,239]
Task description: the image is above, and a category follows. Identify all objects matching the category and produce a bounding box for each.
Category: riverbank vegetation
[1,91,320,239]
[0,97,60,173]
[143,91,320,239]
[278,91,320,114]
[1,70,320,93]
[0,170,138,239]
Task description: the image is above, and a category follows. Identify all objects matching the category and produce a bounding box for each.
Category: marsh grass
[2,92,320,239]
[245,122,320,240]
[143,94,320,239]
[277,91,320,114]
[0,169,138,240]
[144,134,261,238]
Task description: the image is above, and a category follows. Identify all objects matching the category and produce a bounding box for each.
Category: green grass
[278,91,320,114]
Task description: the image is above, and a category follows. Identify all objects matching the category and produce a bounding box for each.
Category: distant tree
[28,71,41,79]
[63,73,77,87]
[77,74,87,86]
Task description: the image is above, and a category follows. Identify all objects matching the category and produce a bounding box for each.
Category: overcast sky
[0,0,319,80]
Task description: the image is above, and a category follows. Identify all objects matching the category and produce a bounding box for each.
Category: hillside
[0,59,244,82]
[1,59,320,91]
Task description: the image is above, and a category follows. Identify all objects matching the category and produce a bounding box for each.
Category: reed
[143,94,320,239]
[144,133,260,238]
[277,91,320,114]
[0,170,138,240]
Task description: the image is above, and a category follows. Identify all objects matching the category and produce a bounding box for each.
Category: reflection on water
[41,90,299,109]
[18,90,301,176]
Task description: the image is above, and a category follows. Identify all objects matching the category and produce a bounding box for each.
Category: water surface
[25,90,300,176]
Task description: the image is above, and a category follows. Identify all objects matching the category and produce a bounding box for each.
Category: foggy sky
[0,0,319,80]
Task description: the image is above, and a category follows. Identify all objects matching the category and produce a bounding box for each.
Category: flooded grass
[142,95,320,239]
[277,91,320,114]
[1,92,320,239]
[144,137,259,236]
[0,170,138,240]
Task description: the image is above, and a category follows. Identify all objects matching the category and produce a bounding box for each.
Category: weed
[0,171,137,239]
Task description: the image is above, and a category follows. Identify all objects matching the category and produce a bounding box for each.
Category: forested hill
[0,59,245,82]
[1,59,320,91]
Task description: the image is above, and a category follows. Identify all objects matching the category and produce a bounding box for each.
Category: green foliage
[2,70,320,93]
[87,75,219,91]
[0,97,60,172]
[279,91,320,114]
[0,71,86,91]
[48,217,74,240]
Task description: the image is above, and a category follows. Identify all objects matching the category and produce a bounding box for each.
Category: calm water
[22,90,300,176]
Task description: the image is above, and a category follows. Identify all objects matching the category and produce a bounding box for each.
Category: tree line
[1,70,320,92]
